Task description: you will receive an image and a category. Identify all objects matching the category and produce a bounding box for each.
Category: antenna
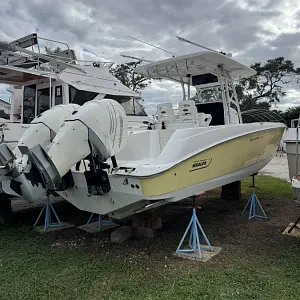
[128,36,176,57]
[176,36,228,56]
[121,54,153,63]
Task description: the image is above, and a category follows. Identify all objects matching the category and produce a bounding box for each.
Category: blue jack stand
[33,195,62,232]
[242,175,267,220]
[78,213,118,233]
[175,196,220,261]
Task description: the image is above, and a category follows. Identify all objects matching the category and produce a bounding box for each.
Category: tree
[239,98,271,111]
[237,57,300,111]
[110,61,151,93]
[281,106,300,127]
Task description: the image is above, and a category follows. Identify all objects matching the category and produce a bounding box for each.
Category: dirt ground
[7,177,299,268]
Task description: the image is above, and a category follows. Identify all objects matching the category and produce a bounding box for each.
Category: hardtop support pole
[49,75,52,109]
[180,77,186,101]
[231,79,243,124]
[187,75,191,101]
[218,68,229,125]
[224,76,232,124]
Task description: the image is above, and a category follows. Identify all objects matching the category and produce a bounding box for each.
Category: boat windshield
[103,95,147,116]
[194,86,223,103]
[21,85,147,125]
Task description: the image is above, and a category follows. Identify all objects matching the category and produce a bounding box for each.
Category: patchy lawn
[1,175,300,300]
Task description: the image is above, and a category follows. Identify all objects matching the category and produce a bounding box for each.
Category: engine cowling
[1,104,80,199]
[7,99,128,202]
[45,99,128,178]
[0,104,80,167]
[14,103,80,157]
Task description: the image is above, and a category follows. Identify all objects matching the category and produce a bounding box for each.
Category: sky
[0,0,300,112]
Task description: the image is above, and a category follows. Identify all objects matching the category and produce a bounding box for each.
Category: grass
[1,175,300,300]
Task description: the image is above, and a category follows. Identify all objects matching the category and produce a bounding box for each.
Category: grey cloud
[269,32,300,48]
[236,42,300,69]
[214,1,280,51]
[1,0,279,58]
[0,0,291,61]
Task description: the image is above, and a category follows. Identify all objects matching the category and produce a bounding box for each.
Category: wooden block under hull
[174,245,222,262]
[34,222,74,233]
[282,223,300,237]
[78,222,119,233]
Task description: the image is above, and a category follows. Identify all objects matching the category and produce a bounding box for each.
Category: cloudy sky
[0,0,300,112]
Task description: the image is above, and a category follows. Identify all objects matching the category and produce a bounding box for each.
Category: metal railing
[67,59,114,69]
[0,33,114,74]
[241,109,287,124]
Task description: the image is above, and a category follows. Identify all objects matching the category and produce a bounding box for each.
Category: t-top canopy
[134,51,256,83]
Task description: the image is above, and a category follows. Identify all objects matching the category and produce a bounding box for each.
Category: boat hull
[58,124,285,219]
[140,127,282,197]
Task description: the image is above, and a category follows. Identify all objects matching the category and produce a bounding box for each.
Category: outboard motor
[10,99,128,202]
[14,104,80,157]
[0,104,80,199]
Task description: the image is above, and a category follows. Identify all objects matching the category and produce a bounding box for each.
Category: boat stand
[276,144,284,157]
[242,174,267,220]
[33,195,73,232]
[174,196,221,262]
[78,213,118,233]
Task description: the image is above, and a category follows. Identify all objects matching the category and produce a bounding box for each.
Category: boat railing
[0,44,114,76]
[67,60,114,69]
[241,109,287,124]
[0,41,83,73]
[0,33,114,74]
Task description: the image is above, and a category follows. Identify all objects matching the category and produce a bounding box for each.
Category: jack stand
[78,213,118,233]
[276,144,284,157]
[34,195,61,232]
[242,174,267,220]
[174,196,221,262]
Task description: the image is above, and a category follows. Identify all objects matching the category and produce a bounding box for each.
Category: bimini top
[135,51,256,83]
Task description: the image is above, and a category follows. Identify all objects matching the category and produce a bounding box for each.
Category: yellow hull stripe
[140,127,284,196]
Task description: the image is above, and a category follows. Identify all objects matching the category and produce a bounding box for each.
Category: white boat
[0,33,79,149]
[0,34,285,220]
[284,118,300,197]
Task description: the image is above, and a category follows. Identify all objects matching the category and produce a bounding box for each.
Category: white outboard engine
[46,99,128,178]
[14,99,128,202]
[0,104,80,199]
[14,104,80,157]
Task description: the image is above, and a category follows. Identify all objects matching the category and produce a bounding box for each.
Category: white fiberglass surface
[115,122,284,174]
